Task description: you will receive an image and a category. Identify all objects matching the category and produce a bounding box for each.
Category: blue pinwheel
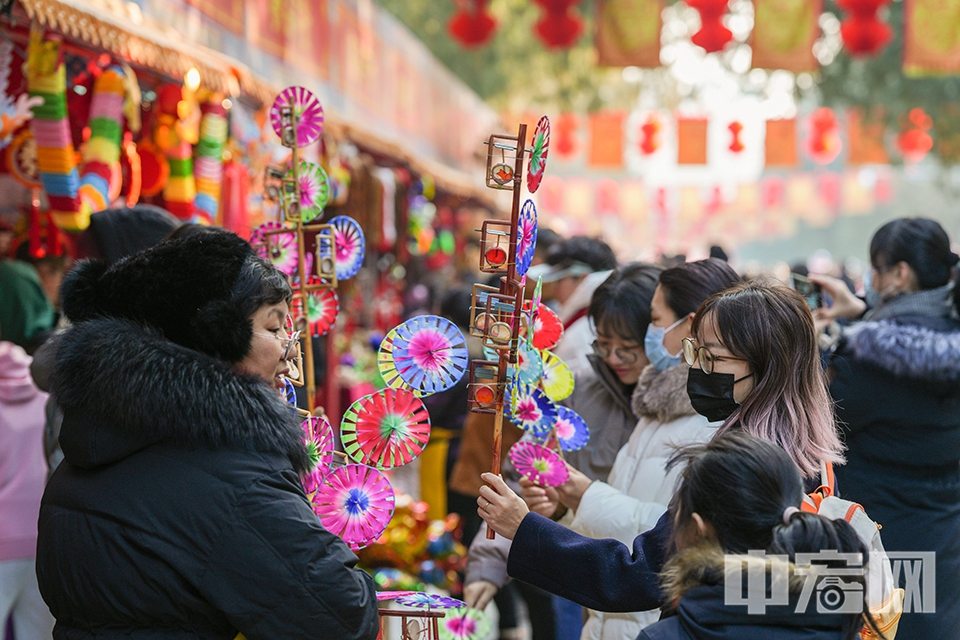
[379,315,468,397]
[554,406,590,452]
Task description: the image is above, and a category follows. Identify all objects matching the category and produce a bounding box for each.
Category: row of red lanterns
[449,0,894,57]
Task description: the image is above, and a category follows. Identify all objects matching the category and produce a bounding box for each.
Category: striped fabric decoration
[193,102,228,223]
[77,65,127,222]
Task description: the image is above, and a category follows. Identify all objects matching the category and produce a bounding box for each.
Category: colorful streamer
[78,65,127,224]
[193,101,228,222]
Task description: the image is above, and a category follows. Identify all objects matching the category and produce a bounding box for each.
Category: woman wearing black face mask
[474,281,845,617]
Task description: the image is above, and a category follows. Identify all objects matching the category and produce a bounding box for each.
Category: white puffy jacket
[569,363,718,640]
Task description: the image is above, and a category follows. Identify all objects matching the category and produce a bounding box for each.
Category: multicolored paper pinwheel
[516,200,538,278]
[270,86,325,148]
[505,383,557,436]
[508,441,569,487]
[312,464,395,550]
[250,222,299,276]
[529,303,563,350]
[375,591,417,602]
[292,276,339,336]
[329,215,365,280]
[394,592,466,610]
[282,378,297,405]
[553,406,590,452]
[526,116,550,194]
[440,607,492,640]
[283,161,329,222]
[540,350,574,402]
[301,416,335,494]
[340,389,431,470]
[379,316,468,397]
[513,343,544,385]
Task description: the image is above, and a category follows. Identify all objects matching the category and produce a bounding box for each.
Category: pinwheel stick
[486,121,528,540]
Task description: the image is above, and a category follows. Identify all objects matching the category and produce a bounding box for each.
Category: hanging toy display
[26,27,83,231]
[0,40,41,150]
[193,101,229,222]
[157,83,196,220]
[78,65,127,219]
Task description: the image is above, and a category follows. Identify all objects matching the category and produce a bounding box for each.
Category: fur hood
[52,317,308,472]
[661,541,807,607]
[631,363,696,423]
[845,318,960,386]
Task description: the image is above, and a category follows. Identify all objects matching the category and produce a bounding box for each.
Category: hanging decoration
[137,140,169,197]
[157,84,196,220]
[0,40,41,149]
[26,27,82,231]
[78,65,127,221]
[897,108,934,163]
[751,0,821,72]
[639,113,660,156]
[805,108,842,165]
[728,121,744,153]
[6,130,42,188]
[193,101,229,223]
[838,0,892,57]
[448,0,497,48]
[687,0,733,53]
[340,388,432,470]
[532,0,584,49]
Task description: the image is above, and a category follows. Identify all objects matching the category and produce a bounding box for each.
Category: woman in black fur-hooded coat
[36,230,379,640]
[815,217,960,640]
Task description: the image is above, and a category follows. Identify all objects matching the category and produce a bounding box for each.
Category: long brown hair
[692,280,844,478]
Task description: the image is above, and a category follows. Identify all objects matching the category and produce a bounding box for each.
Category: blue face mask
[644,317,686,371]
[863,268,897,309]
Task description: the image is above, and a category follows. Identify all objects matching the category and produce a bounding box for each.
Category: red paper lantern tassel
[838,0,891,57]
[687,0,732,53]
[728,121,744,153]
[640,114,660,155]
[533,0,584,49]
[448,0,497,48]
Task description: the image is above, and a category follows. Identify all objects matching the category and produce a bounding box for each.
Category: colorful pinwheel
[540,350,574,402]
[282,378,297,405]
[283,161,329,222]
[513,342,544,385]
[394,592,466,610]
[509,441,569,487]
[505,383,557,436]
[250,222,300,276]
[515,200,538,278]
[553,406,590,452]
[329,215,365,280]
[530,303,563,350]
[340,389,431,470]
[270,86,325,148]
[301,416,335,494]
[378,316,468,397]
[312,464,395,550]
[292,276,339,336]
[440,607,492,640]
[375,591,417,602]
[526,116,550,194]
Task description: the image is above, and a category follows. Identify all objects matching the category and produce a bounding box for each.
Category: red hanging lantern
[728,121,744,153]
[687,0,732,53]
[555,114,579,158]
[838,0,892,57]
[640,114,660,155]
[532,0,583,49]
[448,0,497,48]
[897,108,933,163]
[805,108,842,165]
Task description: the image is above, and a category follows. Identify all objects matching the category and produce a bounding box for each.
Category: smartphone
[790,273,822,310]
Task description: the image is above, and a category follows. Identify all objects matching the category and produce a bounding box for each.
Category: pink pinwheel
[250,222,299,276]
[376,591,417,602]
[271,86,325,148]
[440,607,492,640]
[553,406,590,452]
[292,276,339,337]
[312,464,395,550]
[395,592,465,610]
[301,416,335,494]
[340,389,431,470]
[379,316,468,397]
[508,441,569,487]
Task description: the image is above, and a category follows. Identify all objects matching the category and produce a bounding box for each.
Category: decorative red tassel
[532,0,583,49]
[687,0,732,53]
[898,108,933,163]
[554,114,579,158]
[728,121,744,153]
[448,0,497,48]
[838,0,891,57]
[640,114,660,155]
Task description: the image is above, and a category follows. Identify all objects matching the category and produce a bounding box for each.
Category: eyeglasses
[681,337,746,375]
[592,339,644,365]
[254,330,301,361]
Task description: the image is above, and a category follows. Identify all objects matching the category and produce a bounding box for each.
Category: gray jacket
[465,355,638,587]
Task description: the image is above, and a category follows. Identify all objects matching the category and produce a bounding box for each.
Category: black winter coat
[37,318,379,640]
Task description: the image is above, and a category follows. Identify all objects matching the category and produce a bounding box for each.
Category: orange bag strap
[801,461,836,513]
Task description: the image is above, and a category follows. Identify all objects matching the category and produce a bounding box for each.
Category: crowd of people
[0,213,958,640]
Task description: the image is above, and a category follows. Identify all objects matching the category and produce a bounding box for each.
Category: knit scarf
[864,281,957,322]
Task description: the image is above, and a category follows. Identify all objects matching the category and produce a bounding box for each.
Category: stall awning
[17,0,276,104]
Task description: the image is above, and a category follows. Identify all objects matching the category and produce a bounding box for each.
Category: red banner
[588,112,626,168]
[751,0,820,72]
[595,0,662,67]
[904,0,960,75]
[847,109,889,165]
[247,0,288,58]
[677,118,708,164]
[765,119,798,167]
